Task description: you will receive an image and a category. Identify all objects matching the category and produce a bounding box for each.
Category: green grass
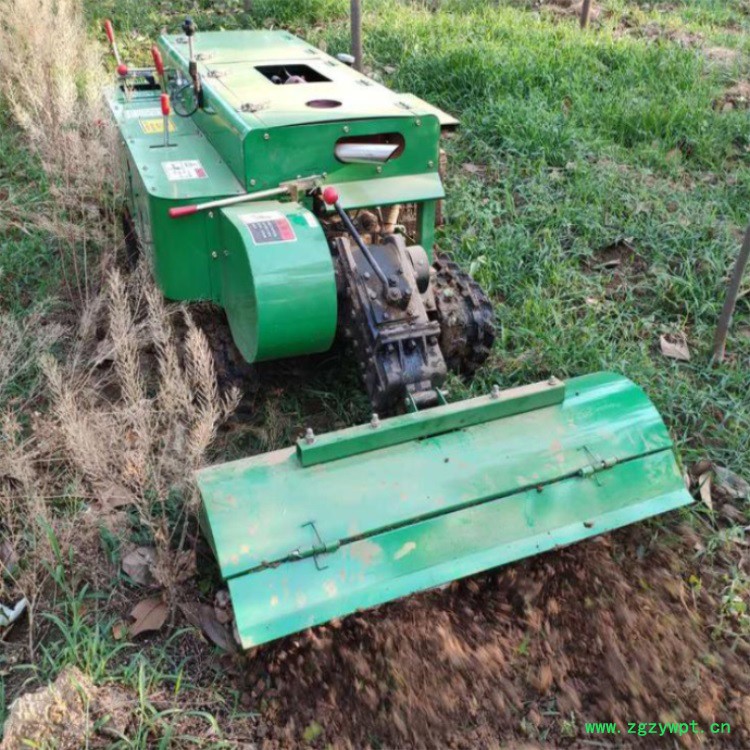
[0,111,60,313]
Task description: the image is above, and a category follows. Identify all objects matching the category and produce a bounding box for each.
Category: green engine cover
[218,201,337,362]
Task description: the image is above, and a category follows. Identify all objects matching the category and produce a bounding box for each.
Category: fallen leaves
[179,602,237,652]
[129,597,168,637]
[690,460,750,512]
[95,480,132,509]
[659,333,691,362]
[121,546,157,586]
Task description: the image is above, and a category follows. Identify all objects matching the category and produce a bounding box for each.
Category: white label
[162,160,208,181]
[125,107,162,120]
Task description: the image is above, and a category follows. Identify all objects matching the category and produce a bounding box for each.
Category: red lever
[160,93,171,117]
[322,186,339,205]
[151,46,165,78]
[103,19,115,44]
[169,205,198,219]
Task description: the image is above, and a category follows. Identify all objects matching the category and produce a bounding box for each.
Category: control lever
[321,187,399,302]
[182,17,203,109]
[103,19,128,77]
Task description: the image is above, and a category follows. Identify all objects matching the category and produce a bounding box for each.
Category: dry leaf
[179,602,237,652]
[129,597,167,636]
[173,549,197,584]
[461,163,486,176]
[0,539,18,573]
[96,481,132,509]
[698,471,713,509]
[659,334,691,361]
[112,621,127,640]
[121,547,156,586]
[714,466,750,501]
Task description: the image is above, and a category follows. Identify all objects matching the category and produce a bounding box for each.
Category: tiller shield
[196,372,692,649]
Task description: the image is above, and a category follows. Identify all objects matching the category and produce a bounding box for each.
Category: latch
[300,521,341,571]
[578,446,619,485]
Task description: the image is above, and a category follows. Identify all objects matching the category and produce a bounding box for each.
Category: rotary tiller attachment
[197,372,691,649]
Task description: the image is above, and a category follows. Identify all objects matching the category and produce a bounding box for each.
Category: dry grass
[0,0,119,305]
[40,264,240,594]
[0,0,240,653]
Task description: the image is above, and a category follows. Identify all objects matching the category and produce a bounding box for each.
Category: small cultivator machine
[105,21,692,649]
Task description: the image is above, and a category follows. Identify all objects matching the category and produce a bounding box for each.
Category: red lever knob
[160,93,171,117]
[116,63,128,77]
[103,19,115,44]
[151,46,165,77]
[169,205,198,218]
[322,186,339,205]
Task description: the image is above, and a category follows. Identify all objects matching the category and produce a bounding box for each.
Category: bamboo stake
[580,0,592,28]
[351,0,363,72]
[713,223,750,362]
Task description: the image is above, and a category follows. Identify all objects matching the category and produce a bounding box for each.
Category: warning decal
[140,118,176,135]
[240,212,297,244]
[162,160,208,181]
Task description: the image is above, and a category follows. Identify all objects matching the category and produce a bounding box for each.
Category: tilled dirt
[241,521,750,749]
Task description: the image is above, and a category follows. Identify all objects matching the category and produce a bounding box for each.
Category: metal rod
[713,222,750,362]
[350,0,363,72]
[169,186,289,218]
[333,201,389,288]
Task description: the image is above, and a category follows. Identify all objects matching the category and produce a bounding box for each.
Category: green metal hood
[159,30,458,130]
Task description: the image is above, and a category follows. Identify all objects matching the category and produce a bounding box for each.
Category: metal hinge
[578,446,620,485]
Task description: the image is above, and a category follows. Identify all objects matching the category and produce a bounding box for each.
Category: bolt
[211,251,218,259]
[383,312,390,320]
[208,211,214,218]
[304,427,315,444]
[250,179,257,186]
[428,160,434,168]
[363,271,371,280]
[263,133,270,140]
[548,376,558,386]
[223,249,229,256]
[369,290,377,299]
[343,126,350,133]
[415,119,421,126]
[370,413,381,429]
[490,384,501,399]
[376,166,383,173]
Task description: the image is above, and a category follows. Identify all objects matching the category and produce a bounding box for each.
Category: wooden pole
[580,0,592,28]
[351,0,363,72]
[713,223,750,362]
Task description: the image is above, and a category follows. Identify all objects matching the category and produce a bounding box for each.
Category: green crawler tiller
[106,23,692,649]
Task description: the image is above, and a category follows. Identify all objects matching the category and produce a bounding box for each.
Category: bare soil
[238,521,750,749]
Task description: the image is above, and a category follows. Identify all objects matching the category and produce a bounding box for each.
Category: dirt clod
[1,667,131,749]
